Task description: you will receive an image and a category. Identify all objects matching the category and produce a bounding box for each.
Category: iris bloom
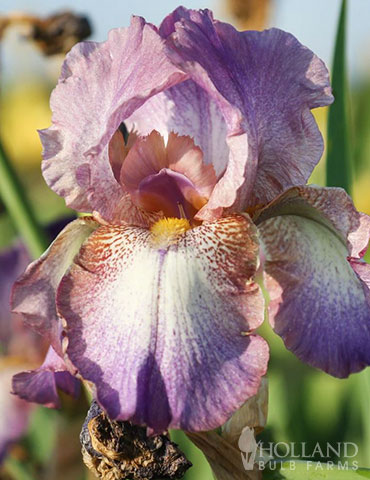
[0,221,79,461]
[12,8,370,433]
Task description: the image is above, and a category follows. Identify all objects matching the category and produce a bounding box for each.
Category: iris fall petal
[57,215,268,432]
[256,186,370,377]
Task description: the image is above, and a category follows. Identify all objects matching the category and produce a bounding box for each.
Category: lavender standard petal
[41,17,186,221]
[160,8,333,217]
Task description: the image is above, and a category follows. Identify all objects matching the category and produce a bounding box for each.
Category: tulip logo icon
[238,427,258,470]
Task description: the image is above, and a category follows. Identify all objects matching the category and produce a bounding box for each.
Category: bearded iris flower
[11,7,370,433]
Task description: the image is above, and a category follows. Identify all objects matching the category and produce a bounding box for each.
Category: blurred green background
[0,0,370,479]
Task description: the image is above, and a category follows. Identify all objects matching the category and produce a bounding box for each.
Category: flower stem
[0,139,49,258]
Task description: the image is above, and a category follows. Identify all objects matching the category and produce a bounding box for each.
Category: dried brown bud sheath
[80,402,191,480]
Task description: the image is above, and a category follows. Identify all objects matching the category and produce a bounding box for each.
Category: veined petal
[126,79,230,180]
[160,8,333,218]
[12,346,80,409]
[11,217,98,354]
[255,186,370,378]
[57,215,268,432]
[41,17,186,220]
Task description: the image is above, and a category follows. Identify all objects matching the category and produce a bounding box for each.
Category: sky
[1,0,370,84]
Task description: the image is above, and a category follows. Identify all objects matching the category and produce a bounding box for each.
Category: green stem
[0,139,49,258]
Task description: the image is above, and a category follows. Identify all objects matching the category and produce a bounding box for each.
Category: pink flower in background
[11,7,370,434]
[0,222,79,461]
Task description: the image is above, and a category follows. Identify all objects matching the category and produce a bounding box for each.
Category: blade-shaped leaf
[0,140,48,258]
[326,0,352,193]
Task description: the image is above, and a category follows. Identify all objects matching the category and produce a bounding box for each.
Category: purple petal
[41,17,186,221]
[256,186,370,378]
[57,216,268,432]
[11,217,98,354]
[12,346,80,409]
[126,79,229,182]
[159,8,333,217]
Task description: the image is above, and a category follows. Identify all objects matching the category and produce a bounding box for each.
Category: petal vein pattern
[56,215,268,432]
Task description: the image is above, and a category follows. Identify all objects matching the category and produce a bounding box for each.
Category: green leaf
[263,461,370,480]
[0,139,49,258]
[325,0,352,193]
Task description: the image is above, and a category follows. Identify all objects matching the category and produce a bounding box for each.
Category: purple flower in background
[11,7,370,434]
[0,244,32,463]
[0,220,79,461]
